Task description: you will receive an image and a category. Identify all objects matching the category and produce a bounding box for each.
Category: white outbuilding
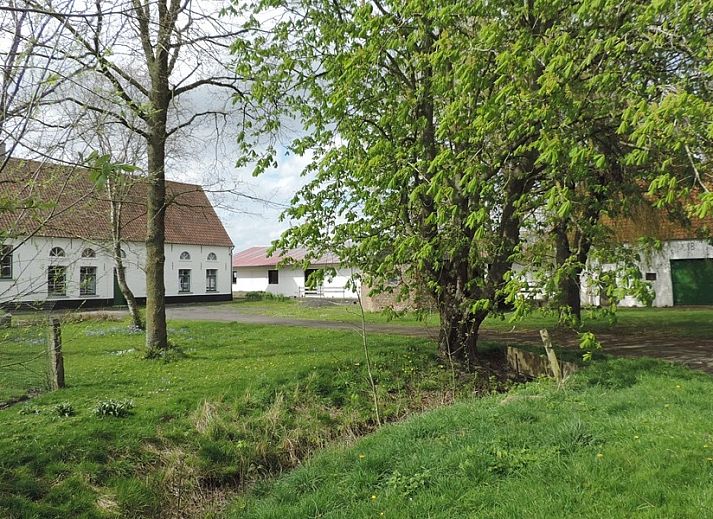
[232,246,359,299]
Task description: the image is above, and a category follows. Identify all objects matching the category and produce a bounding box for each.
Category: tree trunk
[554,222,591,323]
[108,180,144,330]
[438,301,487,368]
[144,136,168,354]
[115,256,144,330]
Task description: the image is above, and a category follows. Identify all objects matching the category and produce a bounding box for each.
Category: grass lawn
[0,323,50,403]
[231,298,713,338]
[0,318,477,518]
[230,358,713,518]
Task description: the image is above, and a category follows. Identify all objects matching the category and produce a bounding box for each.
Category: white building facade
[232,247,359,299]
[0,158,233,309]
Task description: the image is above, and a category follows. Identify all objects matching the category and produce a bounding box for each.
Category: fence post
[48,318,65,390]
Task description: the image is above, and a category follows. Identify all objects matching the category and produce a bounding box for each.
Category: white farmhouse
[583,207,713,307]
[232,246,359,299]
[0,158,233,309]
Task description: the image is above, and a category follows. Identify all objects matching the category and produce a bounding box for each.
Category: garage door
[670,259,713,305]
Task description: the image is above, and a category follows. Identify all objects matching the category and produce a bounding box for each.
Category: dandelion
[359,453,365,459]
[371,495,377,500]
[634,435,639,440]
[596,453,604,459]
[664,404,670,408]
[676,385,681,389]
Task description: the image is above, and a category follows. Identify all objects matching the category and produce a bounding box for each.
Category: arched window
[82,248,96,258]
[207,252,217,261]
[49,247,65,257]
[119,248,127,259]
[180,251,191,260]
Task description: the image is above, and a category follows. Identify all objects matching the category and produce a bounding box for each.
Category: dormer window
[180,251,191,260]
[49,247,65,257]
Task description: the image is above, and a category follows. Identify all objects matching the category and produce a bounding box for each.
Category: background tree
[235,0,712,366]
[18,0,247,355]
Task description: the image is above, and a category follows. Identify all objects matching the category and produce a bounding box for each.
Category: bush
[244,291,288,302]
[94,400,134,418]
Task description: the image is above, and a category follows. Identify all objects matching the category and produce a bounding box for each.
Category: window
[80,266,97,296]
[82,248,96,258]
[268,269,279,285]
[49,247,65,257]
[207,252,217,261]
[178,269,191,293]
[120,248,127,258]
[180,251,191,260]
[232,271,237,284]
[0,246,12,280]
[48,266,66,296]
[206,269,217,292]
[645,272,657,281]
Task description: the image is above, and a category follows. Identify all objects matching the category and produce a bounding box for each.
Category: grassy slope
[0,320,465,518]
[232,300,713,337]
[231,358,713,518]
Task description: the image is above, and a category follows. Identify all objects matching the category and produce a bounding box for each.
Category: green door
[670,259,713,305]
[113,269,127,306]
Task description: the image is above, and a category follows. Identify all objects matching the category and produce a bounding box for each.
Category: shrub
[94,400,134,418]
[244,291,287,302]
[54,402,75,417]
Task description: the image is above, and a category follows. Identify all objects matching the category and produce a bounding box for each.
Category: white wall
[581,239,713,308]
[0,236,232,304]
[233,263,360,299]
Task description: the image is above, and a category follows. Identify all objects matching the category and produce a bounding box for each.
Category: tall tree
[235,0,712,366]
[14,0,246,354]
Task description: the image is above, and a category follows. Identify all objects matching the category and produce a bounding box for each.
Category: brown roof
[233,246,341,268]
[0,157,233,247]
[604,202,713,243]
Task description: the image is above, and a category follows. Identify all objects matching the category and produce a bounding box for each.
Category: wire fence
[0,316,50,406]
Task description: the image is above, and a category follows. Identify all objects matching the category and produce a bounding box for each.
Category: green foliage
[53,402,75,417]
[94,399,134,418]
[243,291,289,302]
[233,0,713,359]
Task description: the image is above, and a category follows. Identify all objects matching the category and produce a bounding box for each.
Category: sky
[170,136,313,253]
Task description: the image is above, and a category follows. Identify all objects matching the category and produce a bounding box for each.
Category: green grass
[229,358,713,518]
[0,319,487,518]
[0,323,49,402]
[231,299,713,338]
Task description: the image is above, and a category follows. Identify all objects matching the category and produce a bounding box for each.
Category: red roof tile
[233,246,340,268]
[0,157,233,247]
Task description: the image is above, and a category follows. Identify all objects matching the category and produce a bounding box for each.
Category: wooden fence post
[48,318,65,390]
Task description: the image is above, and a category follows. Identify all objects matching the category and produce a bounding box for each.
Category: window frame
[0,245,12,280]
[178,268,192,293]
[49,246,65,258]
[268,269,279,285]
[79,266,97,296]
[47,265,67,297]
[206,269,218,292]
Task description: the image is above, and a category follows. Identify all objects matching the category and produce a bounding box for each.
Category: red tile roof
[0,157,233,247]
[604,202,713,243]
[233,246,341,268]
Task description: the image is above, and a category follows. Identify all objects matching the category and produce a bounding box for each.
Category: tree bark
[437,296,487,368]
[144,136,168,353]
[108,179,144,330]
